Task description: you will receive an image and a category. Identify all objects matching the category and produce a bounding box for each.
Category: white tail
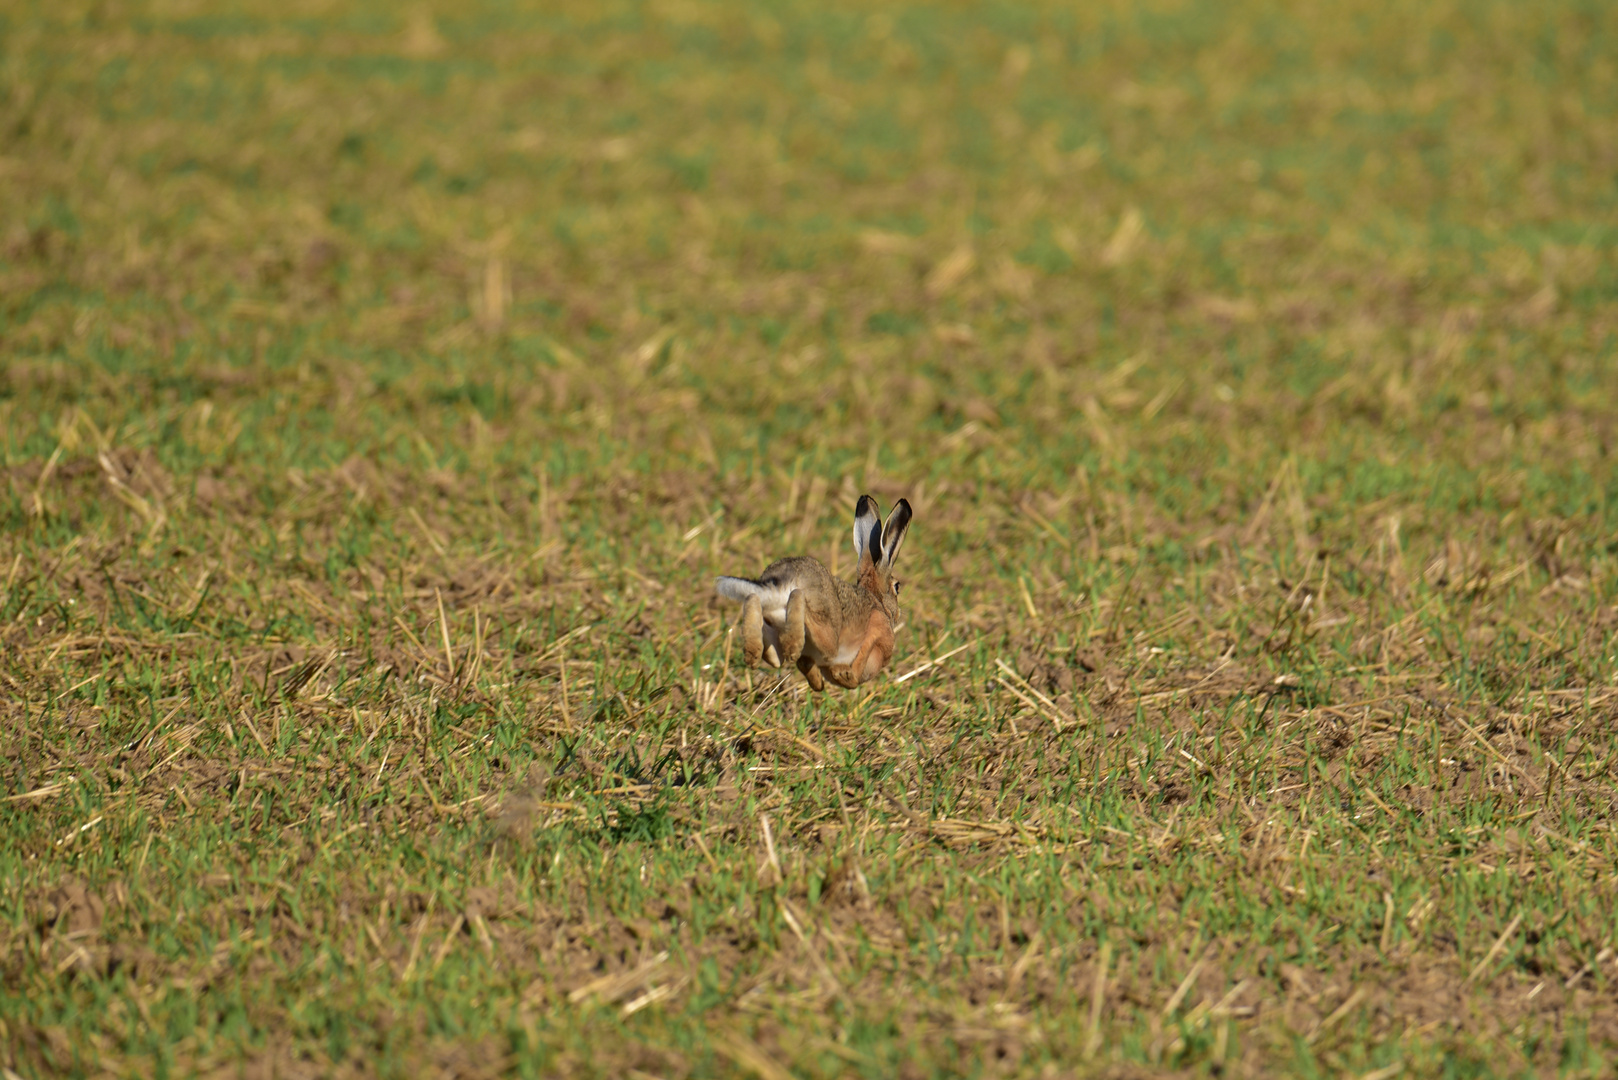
[715,576,762,603]
[715,576,794,625]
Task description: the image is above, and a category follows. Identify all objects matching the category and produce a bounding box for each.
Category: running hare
[715,495,913,690]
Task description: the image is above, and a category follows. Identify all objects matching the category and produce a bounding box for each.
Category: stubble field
[4,0,1618,1076]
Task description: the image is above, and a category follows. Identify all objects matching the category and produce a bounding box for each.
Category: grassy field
[3,0,1618,1075]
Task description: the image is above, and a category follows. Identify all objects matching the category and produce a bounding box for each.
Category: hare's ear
[879,498,912,570]
[852,494,882,567]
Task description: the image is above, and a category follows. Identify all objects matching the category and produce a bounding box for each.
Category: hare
[715,494,913,690]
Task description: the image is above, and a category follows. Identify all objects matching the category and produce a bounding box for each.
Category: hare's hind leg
[740,595,764,666]
[779,590,807,664]
[796,654,825,691]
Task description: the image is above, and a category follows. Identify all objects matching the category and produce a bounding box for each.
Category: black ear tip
[855,494,876,516]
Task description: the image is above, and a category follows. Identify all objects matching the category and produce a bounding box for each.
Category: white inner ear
[852,510,882,563]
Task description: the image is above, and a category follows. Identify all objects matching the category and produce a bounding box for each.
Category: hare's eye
[893,580,902,596]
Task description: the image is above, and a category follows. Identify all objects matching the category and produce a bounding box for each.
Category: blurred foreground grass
[3,0,1618,1076]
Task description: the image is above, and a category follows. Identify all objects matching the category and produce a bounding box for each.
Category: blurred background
[5,0,1613,496]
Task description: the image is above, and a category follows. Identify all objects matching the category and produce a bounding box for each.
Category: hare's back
[756,556,836,622]
[758,555,834,593]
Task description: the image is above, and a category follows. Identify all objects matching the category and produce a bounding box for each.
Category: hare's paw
[823,665,863,689]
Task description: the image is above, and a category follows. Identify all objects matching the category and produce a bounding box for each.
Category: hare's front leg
[822,639,874,689]
[825,615,893,688]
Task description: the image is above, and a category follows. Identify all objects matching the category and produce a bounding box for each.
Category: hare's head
[852,494,913,620]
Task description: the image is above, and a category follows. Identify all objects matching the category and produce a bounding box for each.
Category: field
[3,0,1618,1075]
